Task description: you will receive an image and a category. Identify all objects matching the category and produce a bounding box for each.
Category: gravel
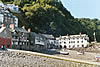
[56,50,98,61]
[0,50,99,67]
[0,50,77,67]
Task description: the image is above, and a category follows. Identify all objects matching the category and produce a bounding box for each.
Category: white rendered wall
[15,17,18,27]
[57,35,89,48]
[0,14,4,23]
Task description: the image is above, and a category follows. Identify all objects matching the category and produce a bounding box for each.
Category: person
[1,45,4,50]
[1,45,6,50]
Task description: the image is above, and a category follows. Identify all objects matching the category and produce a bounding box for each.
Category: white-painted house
[13,16,18,27]
[55,0,60,2]
[0,13,4,23]
[6,4,19,12]
[56,34,89,48]
[0,2,5,8]
[0,12,18,27]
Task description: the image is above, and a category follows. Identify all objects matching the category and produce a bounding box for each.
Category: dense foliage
[77,18,100,41]
[1,0,100,41]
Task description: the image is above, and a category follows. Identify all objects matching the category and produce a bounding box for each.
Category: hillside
[1,0,100,41]
[77,18,100,41]
[9,0,82,36]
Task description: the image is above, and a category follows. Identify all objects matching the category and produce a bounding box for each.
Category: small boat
[60,49,69,55]
[77,52,84,55]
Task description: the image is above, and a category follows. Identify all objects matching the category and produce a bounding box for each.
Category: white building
[5,4,19,12]
[0,13,4,23]
[56,34,89,48]
[55,0,60,2]
[0,2,5,8]
[0,12,18,27]
[13,16,18,27]
[35,35,45,46]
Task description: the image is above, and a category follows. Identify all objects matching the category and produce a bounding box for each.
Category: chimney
[1,24,4,27]
[10,23,14,30]
[28,28,31,32]
[22,26,25,29]
[80,32,81,36]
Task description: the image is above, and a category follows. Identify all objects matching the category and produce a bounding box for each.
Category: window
[7,45,9,48]
[77,41,79,43]
[60,45,62,48]
[15,36,17,39]
[51,42,53,44]
[54,41,56,43]
[77,45,79,47]
[69,45,71,48]
[38,40,40,42]
[81,37,83,39]
[64,45,67,48]
[40,38,42,40]
[82,45,84,47]
[73,41,75,43]
[64,37,66,40]
[73,45,75,48]
[64,42,66,44]
[69,41,70,43]
[81,41,83,43]
[36,37,39,40]
[71,41,75,43]
[73,38,75,40]
[4,30,7,35]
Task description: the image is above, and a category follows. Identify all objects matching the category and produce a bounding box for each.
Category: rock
[0,51,98,67]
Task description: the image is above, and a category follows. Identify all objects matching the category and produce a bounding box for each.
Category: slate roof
[15,27,27,33]
[41,34,54,39]
[0,27,6,33]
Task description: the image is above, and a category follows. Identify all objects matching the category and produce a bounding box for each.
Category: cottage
[56,34,89,49]
[6,4,19,12]
[0,25,12,48]
[41,34,60,49]
[29,32,47,51]
[0,12,18,27]
[9,25,30,49]
[0,2,5,8]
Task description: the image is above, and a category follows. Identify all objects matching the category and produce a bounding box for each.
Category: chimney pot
[22,26,25,29]
[1,24,4,27]
[28,28,31,32]
[10,23,14,30]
